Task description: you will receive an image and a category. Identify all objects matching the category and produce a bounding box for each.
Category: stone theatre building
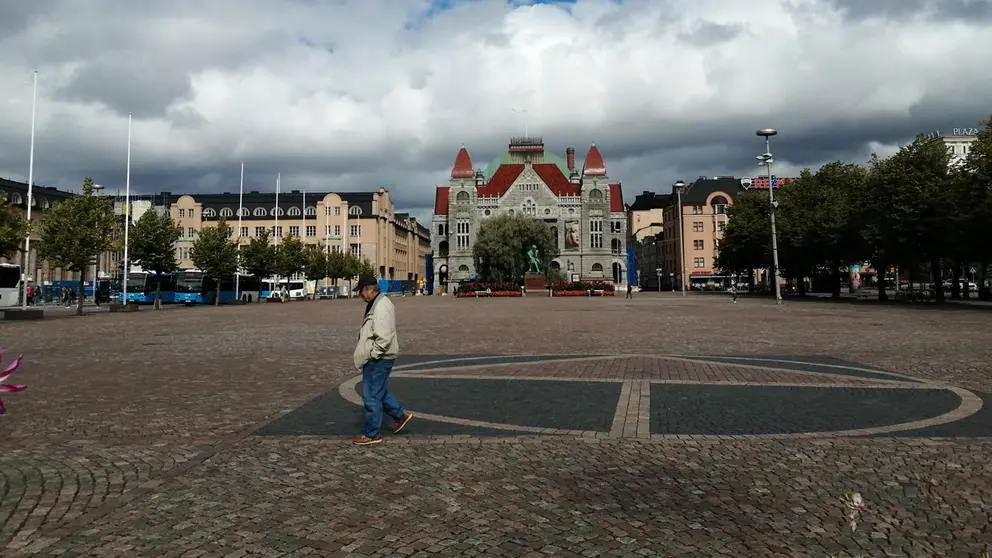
[432,137,626,287]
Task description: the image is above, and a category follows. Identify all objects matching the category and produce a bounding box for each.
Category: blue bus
[175,270,205,305]
[119,272,177,304]
[202,274,261,304]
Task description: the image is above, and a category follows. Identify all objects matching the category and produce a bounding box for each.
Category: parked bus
[202,274,261,304]
[175,270,205,305]
[261,278,306,300]
[0,263,21,307]
[119,271,177,304]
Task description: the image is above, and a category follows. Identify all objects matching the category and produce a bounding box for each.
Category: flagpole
[21,71,38,310]
[122,113,132,303]
[274,173,280,246]
[235,161,244,300]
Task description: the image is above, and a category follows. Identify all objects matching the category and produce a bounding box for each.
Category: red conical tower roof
[582,142,606,176]
[451,145,474,179]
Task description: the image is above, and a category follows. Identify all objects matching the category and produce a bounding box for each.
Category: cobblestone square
[1,294,991,556]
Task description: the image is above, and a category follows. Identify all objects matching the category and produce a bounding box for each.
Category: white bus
[262,279,307,300]
[0,263,22,307]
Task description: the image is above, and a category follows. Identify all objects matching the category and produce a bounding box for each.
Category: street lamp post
[92,183,105,303]
[674,180,686,296]
[756,128,782,305]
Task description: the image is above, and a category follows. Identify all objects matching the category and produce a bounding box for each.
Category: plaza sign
[952,127,981,136]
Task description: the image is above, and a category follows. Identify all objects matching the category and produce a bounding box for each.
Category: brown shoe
[393,411,414,434]
[352,435,382,445]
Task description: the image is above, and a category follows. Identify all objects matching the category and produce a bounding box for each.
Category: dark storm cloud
[824,0,992,22]
[56,60,193,118]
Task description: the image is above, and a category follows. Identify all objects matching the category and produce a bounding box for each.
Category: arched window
[271,207,284,217]
[550,226,558,244]
[438,240,449,258]
[455,191,470,202]
[589,189,603,201]
[202,208,217,218]
[458,265,469,272]
[238,207,250,217]
[305,206,317,216]
[11,193,22,205]
[287,206,302,216]
[349,206,363,216]
[591,263,604,272]
[711,195,729,215]
[611,238,622,254]
[219,207,234,217]
[522,199,536,216]
[253,207,267,217]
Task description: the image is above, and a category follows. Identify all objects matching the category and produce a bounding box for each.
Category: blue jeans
[362,358,405,438]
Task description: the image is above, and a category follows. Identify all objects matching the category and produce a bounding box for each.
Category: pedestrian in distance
[352,275,413,445]
[730,283,738,303]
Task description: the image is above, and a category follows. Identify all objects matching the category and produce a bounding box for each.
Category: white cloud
[0,0,990,221]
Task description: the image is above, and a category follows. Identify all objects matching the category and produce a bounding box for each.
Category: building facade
[0,177,82,284]
[626,191,670,290]
[431,137,627,288]
[166,187,429,281]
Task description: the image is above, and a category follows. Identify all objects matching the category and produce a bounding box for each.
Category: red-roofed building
[432,136,628,290]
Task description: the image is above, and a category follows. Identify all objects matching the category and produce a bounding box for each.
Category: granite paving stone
[0,294,990,556]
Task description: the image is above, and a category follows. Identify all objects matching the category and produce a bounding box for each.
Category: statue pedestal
[524,273,546,293]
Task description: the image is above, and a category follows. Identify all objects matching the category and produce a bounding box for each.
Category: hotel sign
[952,127,981,136]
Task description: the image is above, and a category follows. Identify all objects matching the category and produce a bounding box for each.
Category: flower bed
[550,281,616,295]
[455,290,522,298]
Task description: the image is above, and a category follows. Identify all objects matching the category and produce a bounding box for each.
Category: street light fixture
[673,180,686,297]
[756,128,782,305]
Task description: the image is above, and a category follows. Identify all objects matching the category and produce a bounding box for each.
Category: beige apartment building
[167,187,430,281]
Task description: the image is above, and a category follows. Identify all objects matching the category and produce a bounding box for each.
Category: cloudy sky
[1,0,990,222]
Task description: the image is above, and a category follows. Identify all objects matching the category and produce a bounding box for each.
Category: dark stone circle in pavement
[650,384,962,435]
[680,355,922,383]
[875,391,992,438]
[394,353,602,371]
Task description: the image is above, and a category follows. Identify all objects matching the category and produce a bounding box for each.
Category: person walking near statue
[352,275,413,445]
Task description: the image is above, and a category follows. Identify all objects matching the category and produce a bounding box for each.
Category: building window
[274,226,283,237]
[693,221,704,232]
[306,225,316,237]
[589,189,603,202]
[255,226,266,237]
[287,206,301,216]
[349,206,362,216]
[289,226,300,237]
[271,207,284,217]
[522,199,536,216]
[694,257,705,268]
[714,204,727,215]
[220,207,234,217]
[238,207,250,217]
[350,225,361,237]
[350,243,361,257]
[456,191,471,203]
[203,208,218,218]
[254,207,266,217]
[611,221,622,234]
[325,225,333,236]
[717,221,727,232]
[590,217,603,249]
[179,208,186,217]
[693,239,704,250]
[334,207,341,216]
[186,227,195,238]
[334,225,341,236]
[692,206,703,215]
[239,226,248,238]
[456,220,470,250]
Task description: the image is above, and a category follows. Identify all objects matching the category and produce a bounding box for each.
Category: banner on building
[564,220,579,250]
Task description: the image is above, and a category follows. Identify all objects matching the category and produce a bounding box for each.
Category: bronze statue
[527,245,542,274]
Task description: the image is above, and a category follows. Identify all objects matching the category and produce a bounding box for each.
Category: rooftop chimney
[566,147,575,170]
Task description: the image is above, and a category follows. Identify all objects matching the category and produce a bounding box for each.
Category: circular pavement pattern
[331,355,983,439]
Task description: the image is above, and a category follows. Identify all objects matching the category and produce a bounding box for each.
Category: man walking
[352,276,413,445]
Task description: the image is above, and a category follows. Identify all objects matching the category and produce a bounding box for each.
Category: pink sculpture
[0,349,26,415]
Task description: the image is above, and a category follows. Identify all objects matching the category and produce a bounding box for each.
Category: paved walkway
[1,295,991,556]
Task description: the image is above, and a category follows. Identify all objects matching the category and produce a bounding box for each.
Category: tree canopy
[472,214,558,282]
[241,228,275,291]
[37,178,120,315]
[273,235,307,280]
[717,119,992,301]
[0,197,28,260]
[130,209,182,307]
[190,219,238,305]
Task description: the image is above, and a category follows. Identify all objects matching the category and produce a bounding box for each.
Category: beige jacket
[353,294,399,370]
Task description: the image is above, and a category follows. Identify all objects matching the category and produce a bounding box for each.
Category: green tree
[346,253,377,278]
[953,116,992,300]
[190,219,238,306]
[241,229,275,301]
[472,214,558,283]
[129,209,181,308]
[856,135,953,301]
[37,177,120,315]
[325,249,348,283]
[0,197,28,260]
[303,248,328,299]
[715,192,770,290]
[273,235,307,283]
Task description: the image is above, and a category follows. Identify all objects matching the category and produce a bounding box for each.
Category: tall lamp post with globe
[756,128,782,305]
